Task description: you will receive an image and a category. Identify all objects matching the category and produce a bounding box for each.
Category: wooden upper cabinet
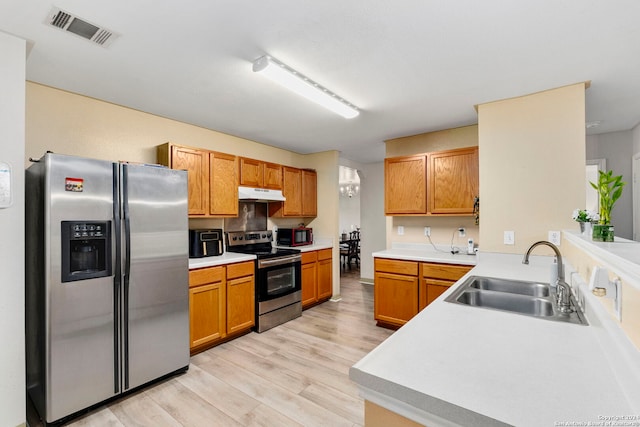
[210,152,238,216]
[239,157,282,190]
[270,167,317,218]
[384,146,479,216]
[157,143,239,218]
[384,155,427,215]
[263,162,283,190]
[301,169,317,217]
[239,157,263,187]
[169,145,210,216]
[282,166,303,216]
[429,147,478,215]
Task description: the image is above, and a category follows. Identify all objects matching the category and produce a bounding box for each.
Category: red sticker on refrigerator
[65,177,84,192]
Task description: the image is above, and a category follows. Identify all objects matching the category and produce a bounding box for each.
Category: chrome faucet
[522,241,573,314]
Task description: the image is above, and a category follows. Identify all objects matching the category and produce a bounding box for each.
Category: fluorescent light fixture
[252,55,359,119]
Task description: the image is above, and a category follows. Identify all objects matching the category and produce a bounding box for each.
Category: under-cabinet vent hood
[238,186,286,202]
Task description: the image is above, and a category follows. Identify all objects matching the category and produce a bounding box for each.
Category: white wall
[359,162,386,282]
[633,122,640,154]
[0,31,26,427]
[339,193,360,234]
[586,131,634,239]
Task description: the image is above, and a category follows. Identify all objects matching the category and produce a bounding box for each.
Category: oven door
[256,255,301,302]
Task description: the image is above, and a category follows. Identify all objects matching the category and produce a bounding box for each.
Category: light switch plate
[503,231,515,245]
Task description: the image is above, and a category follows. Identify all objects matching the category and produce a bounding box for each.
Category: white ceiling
[3,1,640,164]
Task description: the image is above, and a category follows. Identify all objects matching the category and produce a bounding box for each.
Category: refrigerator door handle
[112,163,122,394]
[122,164,131,390]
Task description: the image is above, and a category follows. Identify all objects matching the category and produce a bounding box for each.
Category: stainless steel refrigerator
[25,153,190,424]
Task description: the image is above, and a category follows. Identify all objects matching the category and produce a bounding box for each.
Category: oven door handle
[258,255,301,268]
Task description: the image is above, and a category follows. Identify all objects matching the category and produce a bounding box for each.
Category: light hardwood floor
[29,268,394,427]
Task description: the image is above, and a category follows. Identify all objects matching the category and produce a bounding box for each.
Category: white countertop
[350,252,640,426]
[276,242,333,252]
[373,242,478,266]
[189,238,333,269]
[188,252,256,269]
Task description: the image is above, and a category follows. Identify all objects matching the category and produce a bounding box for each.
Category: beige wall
[384,125,480,248]
[477,84,587,254]
[563,239,640,349]
[26,82,342,295]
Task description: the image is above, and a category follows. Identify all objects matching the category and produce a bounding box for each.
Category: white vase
[579,222,592,238]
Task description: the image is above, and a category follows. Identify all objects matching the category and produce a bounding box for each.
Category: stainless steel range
[226,230,302,333]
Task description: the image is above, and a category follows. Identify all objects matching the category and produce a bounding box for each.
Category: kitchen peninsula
[351,239,640,426]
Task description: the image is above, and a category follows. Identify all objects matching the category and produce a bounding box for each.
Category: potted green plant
[572,208,598,236]
[589,170,625,242]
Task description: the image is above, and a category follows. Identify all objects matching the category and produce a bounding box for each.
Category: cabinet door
[420,279,452,311]
[239,157,264,187]
[374,271,419,327]
[210,152,238,216]
[301,170,317,217]
[301,261,318,308]
[226,274,255,335]
[384,155,427,215]
[172,146,209,215]
[189,282,225,348]
[429,147,478,215]
[263,162,283,190]
[317,254,332,301]
[282,166,303,216]
[419,263,472,310]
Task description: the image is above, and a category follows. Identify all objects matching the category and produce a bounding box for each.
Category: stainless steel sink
[445,276,588,325]
[468,276,550,297]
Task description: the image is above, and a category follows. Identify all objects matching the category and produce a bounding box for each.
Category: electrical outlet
[504,231,515,245]
[424,226,431,237]
[458,227,466,237]
[397,226,404,235]
[548,230,561,245]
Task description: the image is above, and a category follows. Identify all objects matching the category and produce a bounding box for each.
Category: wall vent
[45,7,119,48]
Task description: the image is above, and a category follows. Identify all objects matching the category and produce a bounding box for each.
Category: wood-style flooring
[28,267,394,426]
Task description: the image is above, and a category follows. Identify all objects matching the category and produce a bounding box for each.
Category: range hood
[238,186,286,202]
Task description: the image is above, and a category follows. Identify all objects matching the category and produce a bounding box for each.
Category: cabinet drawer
[317,248,332,261]
[301,251,318,264]
[189,266,224,287]
[226,261,255,280]
[422,263,472,281]
[375,258,418,276]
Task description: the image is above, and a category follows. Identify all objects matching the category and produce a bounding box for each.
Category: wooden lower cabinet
[226,261,255,335]
[189,266,225,350]
[301,248,333,309]
[189,261,255,354]
[374,258,472,329]
[317,249,332,300]
[374,259,419,328]
[420,262,472,310]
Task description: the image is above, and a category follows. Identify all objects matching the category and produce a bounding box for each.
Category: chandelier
[340,183,359,198]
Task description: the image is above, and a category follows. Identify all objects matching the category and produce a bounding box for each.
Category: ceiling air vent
[45,7,119,48]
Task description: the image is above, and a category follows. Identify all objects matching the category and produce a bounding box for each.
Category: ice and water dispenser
[61,221,112,282]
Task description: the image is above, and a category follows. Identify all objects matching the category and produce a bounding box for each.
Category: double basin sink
[445,276,588,325]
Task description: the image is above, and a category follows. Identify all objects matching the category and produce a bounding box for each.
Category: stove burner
[225,230,300,259]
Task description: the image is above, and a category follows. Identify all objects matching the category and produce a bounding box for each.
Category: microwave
[277,227,313,247]
[189,229,224,257]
